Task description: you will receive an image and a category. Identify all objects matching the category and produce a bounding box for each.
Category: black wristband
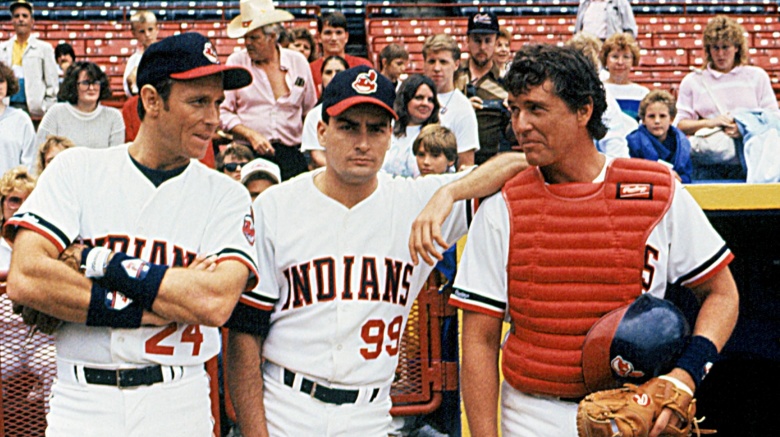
[98,252,168,311]
[86,283,143,328]
[675,335,719,389]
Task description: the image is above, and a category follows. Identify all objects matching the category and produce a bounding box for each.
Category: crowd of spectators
[0,1,777,436]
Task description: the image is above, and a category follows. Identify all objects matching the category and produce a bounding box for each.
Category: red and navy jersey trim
[676,244,734,287]
[449,288,506,319]
[4,212,71,251]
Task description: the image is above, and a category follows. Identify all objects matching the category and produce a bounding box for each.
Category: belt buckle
[115,369,124,388]
[309,381,318,398]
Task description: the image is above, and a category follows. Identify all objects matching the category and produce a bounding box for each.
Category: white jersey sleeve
[450,192,509,318]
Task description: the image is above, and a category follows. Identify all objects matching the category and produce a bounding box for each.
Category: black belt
[82,365,164,388]
[282,368,379,405]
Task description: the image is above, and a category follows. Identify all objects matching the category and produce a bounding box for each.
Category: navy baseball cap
[137,32,252,91]
[467,11,499,35]
[321,66,398,120]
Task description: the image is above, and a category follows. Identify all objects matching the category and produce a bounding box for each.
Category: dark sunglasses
[223,162,248,172]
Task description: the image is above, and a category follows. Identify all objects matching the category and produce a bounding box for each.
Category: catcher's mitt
[11,243,87,336]
[577,376,713,437]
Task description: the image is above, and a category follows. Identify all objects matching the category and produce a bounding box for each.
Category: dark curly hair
[505,44,608,140]
[58,61,111,104]
[393,74,440,137]
[0,61,20,97]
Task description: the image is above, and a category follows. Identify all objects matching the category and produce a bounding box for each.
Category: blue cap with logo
[321,65,398,120]
[137,32,252,91]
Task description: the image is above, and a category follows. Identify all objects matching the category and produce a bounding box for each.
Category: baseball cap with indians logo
[321,66,398,120]
[137,32,252,91]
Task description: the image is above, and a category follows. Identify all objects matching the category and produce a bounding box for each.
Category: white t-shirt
[437,90,480,154]
[604,82,650,121]
[300,103,324,152]
[382,125,421,178]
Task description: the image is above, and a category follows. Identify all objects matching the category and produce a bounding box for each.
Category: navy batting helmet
[582,293,691,392]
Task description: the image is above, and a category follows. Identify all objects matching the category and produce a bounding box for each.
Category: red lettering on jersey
[282,269,292,310]
[290,262,312,308]
[107,235,130,253]
[341,256,355,300]
[313,257,336,302]
[642,245,660,291]
[133,238,147,258]
[398,264,414,306]
[358,257,379,301]
[150,241,168,265]
[382,259,403,304]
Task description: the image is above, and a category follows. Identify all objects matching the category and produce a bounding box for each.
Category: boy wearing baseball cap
[5,33,258,437]
[240,157,281,200]
[224,65,527,436]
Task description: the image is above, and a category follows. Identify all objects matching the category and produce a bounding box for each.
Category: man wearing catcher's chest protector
[4,33,258,437]
[409,43,738,437]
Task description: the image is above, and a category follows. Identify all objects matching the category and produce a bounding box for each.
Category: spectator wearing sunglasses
[35,61,125,150]
[216,143,254,181]
[0,166,35,270]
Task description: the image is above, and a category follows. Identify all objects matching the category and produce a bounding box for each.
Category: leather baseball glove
[576,376,713,437]
[11,243,87,336]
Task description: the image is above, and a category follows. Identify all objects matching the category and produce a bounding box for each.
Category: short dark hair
[137,77,173,121]
[320,55,349,75]
[58,61,111,105]
[393,74,440,137]
[505,44,607,140]
[379,43,409,71]
[55,43,76,61]
[0,61,20,97]
[216,144,254,172]
[317,12,348,33]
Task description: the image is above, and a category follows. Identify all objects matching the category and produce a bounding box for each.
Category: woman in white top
[35,62,125,149]
[381,74,440,177]
[600,32,649,121]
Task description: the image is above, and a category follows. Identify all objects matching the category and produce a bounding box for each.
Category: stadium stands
[0,1,778,101]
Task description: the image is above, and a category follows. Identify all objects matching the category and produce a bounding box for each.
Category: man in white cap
[240,157,281,201]
[221,0,317,181]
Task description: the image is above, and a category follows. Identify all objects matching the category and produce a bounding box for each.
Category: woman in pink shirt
[674,15,780,181]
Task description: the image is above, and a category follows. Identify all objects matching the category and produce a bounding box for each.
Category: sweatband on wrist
[98,252,168,311]
[82,246,112,278]
[675,335,719,389]
[86,283,143,328]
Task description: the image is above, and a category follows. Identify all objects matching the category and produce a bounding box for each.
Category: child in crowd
[413,124,458,176]
[626,89,693,183]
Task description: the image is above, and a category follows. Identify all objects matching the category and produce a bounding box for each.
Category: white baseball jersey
[452,157,732,318]
[237,169,472,388]
[6,145,258,367]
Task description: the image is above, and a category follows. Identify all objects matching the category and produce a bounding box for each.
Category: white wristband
[658,375,694,396]
[84,247,112,279]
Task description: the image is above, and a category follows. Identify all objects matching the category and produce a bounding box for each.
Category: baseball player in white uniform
[409,44,739,437]
[4,33,258,437]
[224,66,526,437]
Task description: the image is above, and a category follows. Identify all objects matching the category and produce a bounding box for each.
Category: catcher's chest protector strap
[501,158,674,398]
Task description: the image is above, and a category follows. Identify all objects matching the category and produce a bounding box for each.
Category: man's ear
[578,97,594,128]
[139,84,161,117]
[316,120,328,150]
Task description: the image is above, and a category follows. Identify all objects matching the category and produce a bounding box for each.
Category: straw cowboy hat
[227,0,294,39]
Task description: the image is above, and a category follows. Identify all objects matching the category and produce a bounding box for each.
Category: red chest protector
[501,158,674,398]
